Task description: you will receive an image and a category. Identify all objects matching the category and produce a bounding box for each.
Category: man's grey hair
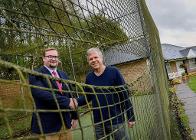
[87,47,103,59]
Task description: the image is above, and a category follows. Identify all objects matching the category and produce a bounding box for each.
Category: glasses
[45,55,59,59]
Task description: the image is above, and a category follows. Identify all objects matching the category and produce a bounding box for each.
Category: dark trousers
[95,123,129,140]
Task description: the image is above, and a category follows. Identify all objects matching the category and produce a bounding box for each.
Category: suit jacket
[29,66,78,134]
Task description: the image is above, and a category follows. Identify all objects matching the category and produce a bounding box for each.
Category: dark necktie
[52,71,62,93]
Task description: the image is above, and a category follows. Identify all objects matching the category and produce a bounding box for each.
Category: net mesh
[0,0,170,139]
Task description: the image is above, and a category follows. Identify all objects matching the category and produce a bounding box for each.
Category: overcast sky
[146,0,196,47]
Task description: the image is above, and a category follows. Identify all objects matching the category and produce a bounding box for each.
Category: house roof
[104,48,143,66]
[161,44,196,60]
[161,44,185,60]
[103,42,146,66]
[180,46,196,59]
[103,43,196,66]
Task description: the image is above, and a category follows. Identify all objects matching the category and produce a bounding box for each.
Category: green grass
[73,113,95,140]
[0,93,168,140]
[0,92,33,139]
[73,94,166,140]
[0,112,31,139]
[169,111,182,140]
[169,90,193,140]
[188,76,196,92]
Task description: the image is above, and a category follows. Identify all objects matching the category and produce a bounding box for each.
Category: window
[189,58,196,69]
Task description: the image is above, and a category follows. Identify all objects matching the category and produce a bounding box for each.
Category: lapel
[57,70,63,79]
[41,66,69,92]
[57,70,70,91]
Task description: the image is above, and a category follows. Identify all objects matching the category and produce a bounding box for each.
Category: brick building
[104,45,152,92]
[161,44,196,79]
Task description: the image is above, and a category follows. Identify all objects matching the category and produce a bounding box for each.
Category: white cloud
[146,0,196,47]
[160,28,196,47]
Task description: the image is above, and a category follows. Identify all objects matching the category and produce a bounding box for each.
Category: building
[161,44,196,79]
[103,45,151,92]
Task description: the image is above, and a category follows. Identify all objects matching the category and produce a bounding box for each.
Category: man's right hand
[69,98,78,109]
[128,121,135,128]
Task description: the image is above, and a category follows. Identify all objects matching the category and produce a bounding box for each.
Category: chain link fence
[0,0,170,139]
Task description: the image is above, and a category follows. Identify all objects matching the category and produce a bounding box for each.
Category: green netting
[0,0,170,140]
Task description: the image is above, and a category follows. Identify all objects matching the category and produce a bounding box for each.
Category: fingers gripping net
[0,0,170,140]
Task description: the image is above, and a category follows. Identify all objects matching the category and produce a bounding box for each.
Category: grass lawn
[0,93,165,140]
[73,94,164,140]
[188,75,196,92]
[0,91,32,139]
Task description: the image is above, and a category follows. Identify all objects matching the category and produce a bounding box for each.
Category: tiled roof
[161,44,196,60]
[180,46,196,59]
[103,42,147,65]
[104,48,143,66]
[161,44,185,60]
[103,43,196,66]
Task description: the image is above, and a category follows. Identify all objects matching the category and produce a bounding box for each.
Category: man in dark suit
[29,47,78,140]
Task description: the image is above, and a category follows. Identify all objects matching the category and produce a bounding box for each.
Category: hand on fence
[71,119,78,129]
[128,121,135,128]
[69,98,78,109]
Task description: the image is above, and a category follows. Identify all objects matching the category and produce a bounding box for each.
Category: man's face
[87,51,103,70]
[43,50,59,69]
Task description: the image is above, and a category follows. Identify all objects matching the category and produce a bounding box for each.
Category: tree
[0,0,129,81]
[77,14,129,48]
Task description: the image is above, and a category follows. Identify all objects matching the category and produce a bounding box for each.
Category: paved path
[176,83,196,136]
